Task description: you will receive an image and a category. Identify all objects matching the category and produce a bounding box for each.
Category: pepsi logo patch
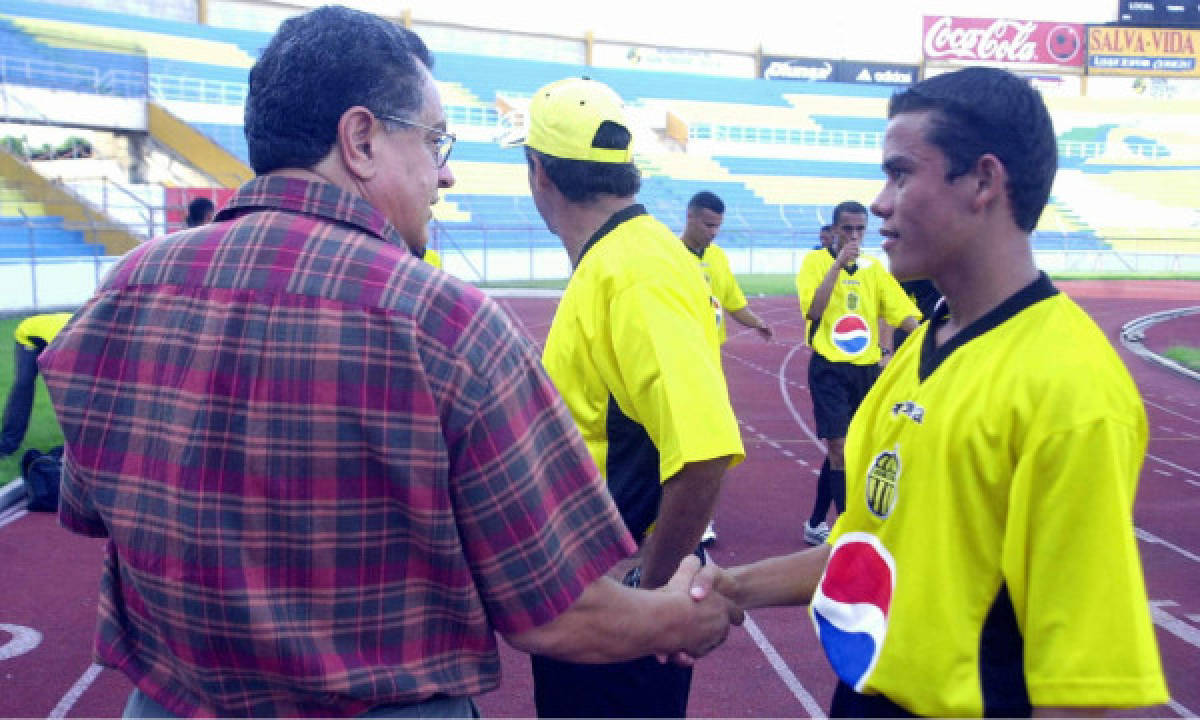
[810,532,896,692]
[831,314,871,355]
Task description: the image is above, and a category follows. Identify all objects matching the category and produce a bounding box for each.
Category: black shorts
[808,353,880,440]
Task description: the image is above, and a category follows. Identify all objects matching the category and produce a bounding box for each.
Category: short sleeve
[877,269,920,327]
[607,283,745,481]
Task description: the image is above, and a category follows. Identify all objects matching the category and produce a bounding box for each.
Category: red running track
[1,279,1197,718]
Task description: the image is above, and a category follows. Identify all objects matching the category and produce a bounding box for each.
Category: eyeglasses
[377,113,456,168]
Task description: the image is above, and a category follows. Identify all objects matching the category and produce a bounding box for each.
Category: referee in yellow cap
[516,77,745,718]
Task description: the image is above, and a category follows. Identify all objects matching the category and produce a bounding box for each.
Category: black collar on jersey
[919,271,1058,382]
[577,203,648,265]
[827,245,858,275]
[686,242,705,259]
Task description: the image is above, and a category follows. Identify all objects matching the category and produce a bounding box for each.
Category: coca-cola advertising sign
[923,16,1086,68]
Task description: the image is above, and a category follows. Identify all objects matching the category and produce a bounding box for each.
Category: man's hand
[655,555,743,666]
[836,237,861,268]
[754,323,774,342]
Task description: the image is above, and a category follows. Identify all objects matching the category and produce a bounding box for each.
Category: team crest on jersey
[710,295,723,327]
[811,532,896,692]
[890,401,925,424]
[864,448,900,519]
[831,314,870,355]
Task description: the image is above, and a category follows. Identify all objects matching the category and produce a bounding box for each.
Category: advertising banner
[1088,26,1200,76]
[761,56,917,85]
[922,16,1086,68]
[592,42,754,77]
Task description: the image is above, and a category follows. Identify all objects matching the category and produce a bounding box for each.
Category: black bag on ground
[20,445,64,513]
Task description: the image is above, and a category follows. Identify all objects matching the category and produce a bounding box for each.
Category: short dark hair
[887,67,1057,233]
[244,6,434,175]
[688,191,724,214]
[832,201,867,225]
[820,224,833,232]
[524,122,641,203]
[185,196,215,227]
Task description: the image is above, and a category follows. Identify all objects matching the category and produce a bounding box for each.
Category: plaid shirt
[39,175,636,718]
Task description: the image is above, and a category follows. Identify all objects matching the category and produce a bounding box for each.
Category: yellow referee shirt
[813,273,1167,716]
[695,243,747,345]
[795,248,917,365]
[14,312,72,350]
[543,205,745,541]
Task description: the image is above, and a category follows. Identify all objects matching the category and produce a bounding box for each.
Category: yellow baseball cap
[524,77,633,163]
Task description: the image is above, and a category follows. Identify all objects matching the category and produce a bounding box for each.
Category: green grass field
[0,315,65,487]
[1165,346,1200,371]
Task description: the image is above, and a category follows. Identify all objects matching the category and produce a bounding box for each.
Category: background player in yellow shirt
[795,201,918,545]
[680,190,772,545]
[0,312,72,457]
[681,191,774,346]
[708,66,1168,717]
[519,77,745,718]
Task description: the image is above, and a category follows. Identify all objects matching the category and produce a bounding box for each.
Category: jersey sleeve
[710,246,747,312]
[794,252,824,318]
[608,282,745,482]
[877,269,921,327]
[1003,417,1168,709]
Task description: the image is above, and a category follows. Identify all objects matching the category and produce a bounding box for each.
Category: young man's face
[871,110,975,283]
[832,212,866,255]
[683,207,723,251]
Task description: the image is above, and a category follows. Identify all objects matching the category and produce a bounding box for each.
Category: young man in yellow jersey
[680,190,772,545]
[519,77,745,718]
[795,201,919,545]
[710,66,1168,717]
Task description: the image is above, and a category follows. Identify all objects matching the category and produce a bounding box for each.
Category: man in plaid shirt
[38,7,740,718]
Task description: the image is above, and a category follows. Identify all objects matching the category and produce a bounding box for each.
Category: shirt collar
[215,175,407,250]
[577,204,647,264]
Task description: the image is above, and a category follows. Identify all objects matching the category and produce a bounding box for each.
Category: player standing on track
[680,190,772,545]
[795,201,918,545]
[711,66,1169,717]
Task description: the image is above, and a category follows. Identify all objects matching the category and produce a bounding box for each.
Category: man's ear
[527,152,552,191]
[970,153,1008,213]
[338,106,378,181]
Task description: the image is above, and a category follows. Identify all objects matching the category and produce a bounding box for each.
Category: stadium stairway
[0,149,138,256]
[148,103,252,188]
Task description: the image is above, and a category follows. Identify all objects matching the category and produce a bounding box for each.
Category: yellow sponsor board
[1088,26,1200,76]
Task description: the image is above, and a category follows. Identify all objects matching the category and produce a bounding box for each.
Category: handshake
[648,555,744,666]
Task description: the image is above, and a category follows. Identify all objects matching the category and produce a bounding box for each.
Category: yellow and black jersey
[14,312,72,350]
[795,248,917,365]
[692,243,746,345]
[543,204,745,541]
[813,273,1167,716]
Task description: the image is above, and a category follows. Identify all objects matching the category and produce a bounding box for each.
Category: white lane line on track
[1145,398,1200,426]
[1137,527,1200,565]
[0,506,27,529]
[1147,454,1200,487]
[1168,699,1195,718]
[49,662,103,719]
[778,343,825,450]
[742,613,827,718]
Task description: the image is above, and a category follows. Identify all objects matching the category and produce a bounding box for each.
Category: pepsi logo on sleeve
[831,314,871,356]
[810,532,896,692]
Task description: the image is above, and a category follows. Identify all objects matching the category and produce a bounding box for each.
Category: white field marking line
[0,624,42,661]
[742,613,827,718]
[1144,398,1200,426]
[1136,527,1200,565]
[49,662,103,719]
[778,343,826,450]
[1147,454,1200,487]
[700,545,826,718]
[1154,468,1173,476]
[1150,601,1200,651]
[0,506,27,529]
[1168,699,1195,718]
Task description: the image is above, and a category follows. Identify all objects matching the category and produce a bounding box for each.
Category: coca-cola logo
[924,17,1039,62]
